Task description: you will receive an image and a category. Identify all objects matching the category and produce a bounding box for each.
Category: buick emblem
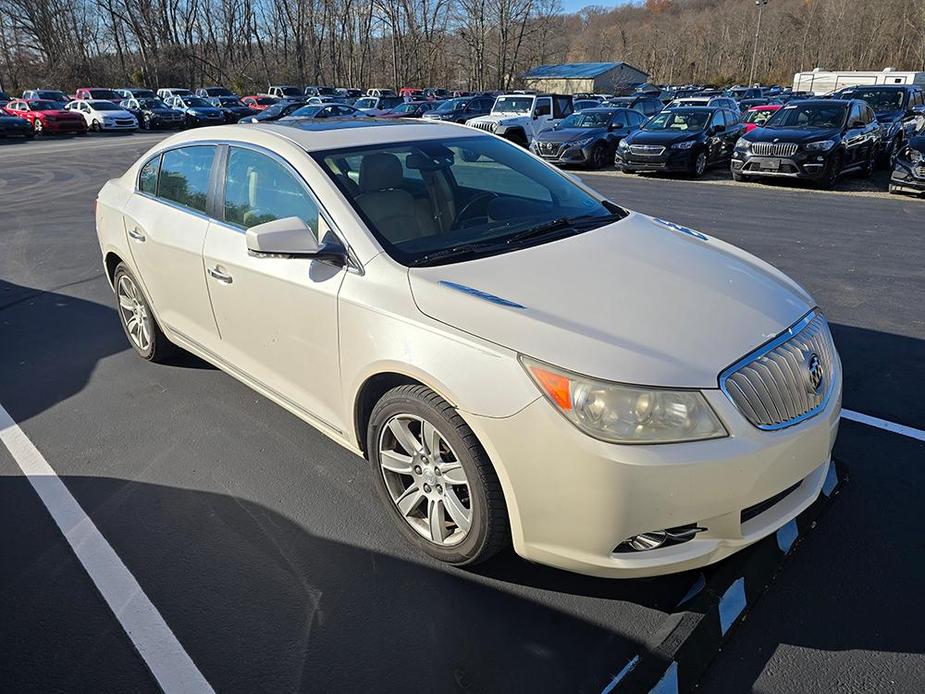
[805,352,824,394]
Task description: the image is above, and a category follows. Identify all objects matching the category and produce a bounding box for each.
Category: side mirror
[713,123,725,133]
[245,216,347,265]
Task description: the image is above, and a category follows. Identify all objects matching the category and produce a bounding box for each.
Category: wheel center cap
[422,470,436,487]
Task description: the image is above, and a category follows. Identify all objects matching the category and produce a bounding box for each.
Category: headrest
[359,153,403,192]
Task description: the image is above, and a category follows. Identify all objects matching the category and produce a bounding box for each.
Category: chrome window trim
[718,309,838,431]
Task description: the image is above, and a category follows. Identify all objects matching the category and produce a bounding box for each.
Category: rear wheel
[113,263,175,362]
[367,385,509,566]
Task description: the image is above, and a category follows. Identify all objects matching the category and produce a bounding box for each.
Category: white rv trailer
[793,67,925,94]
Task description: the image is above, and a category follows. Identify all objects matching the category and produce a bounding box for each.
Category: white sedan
[67,99,137,132]
[95,119,841,578]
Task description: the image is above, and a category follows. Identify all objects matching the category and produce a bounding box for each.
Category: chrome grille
[750,142,798,157]
[629,144,665,156]
[536,142,562,157]
[720,312,838,430]
[471,121,496,133]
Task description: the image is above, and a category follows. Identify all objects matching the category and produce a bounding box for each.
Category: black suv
[731,99,879,187]
[616,106,744,177]
[837,85,925,164]
[889,129,925,196]
[421,95,495,123]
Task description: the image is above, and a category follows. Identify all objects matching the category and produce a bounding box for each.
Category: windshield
[30,100,64,110]
[89,89,119,100]
[559,111,613,128]
[92,102,123,111]
[278,87,301,96]
[314,135,620,267]
[138,98,168,109]
[183,97,211,107]
[845,89,907,112]
[435,98,467,112]
[743,109,776,125]
[354,98,377,109]
[207,88,233,96]
[35,91,66,100]
[391,103,417,114]
[765,103,847,129]
[492,96,533,113]
[289,105,323,117]
[218,97,244,106]
[129,89,155,98]
[645,110,709,131]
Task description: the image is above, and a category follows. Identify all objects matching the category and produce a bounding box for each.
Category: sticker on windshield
[653,218,709,241]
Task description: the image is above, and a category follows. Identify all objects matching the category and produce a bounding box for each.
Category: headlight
[734,139,750,151]
[907,148,924,163]
[672,140,696,150]
[521,357,727,444]
[805,139,835,151]
[570,137,594,147]
[617,139,629,150]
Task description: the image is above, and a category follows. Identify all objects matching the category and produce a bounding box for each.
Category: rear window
[157,146,216,213]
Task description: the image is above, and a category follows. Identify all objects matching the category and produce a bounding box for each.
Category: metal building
[522,62,649,95]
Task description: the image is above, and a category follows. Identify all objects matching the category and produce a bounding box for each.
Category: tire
[859,149,875,179]
[505,130,528,148]
[91,120,101,132]
[367,384,509,566]
[818,150,843,189]
[112,263,175,362]
[142,115,151,130]
[33,119,43,135]
[732,170,748,182]
[587,143,608,170]
[689,149,708,178]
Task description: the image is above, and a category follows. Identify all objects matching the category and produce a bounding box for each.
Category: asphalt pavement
[1,132,923,693]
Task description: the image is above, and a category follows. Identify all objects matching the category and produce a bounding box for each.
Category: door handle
[128,227,145,242]
[208,266,233,284]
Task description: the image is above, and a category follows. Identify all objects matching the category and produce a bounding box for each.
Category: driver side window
[534,98,551,118]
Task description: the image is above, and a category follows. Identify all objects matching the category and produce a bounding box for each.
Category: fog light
[614,524,706,553]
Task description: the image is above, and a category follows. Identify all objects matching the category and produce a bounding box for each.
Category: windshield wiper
[505,213,624,245]
[410,240,510,266]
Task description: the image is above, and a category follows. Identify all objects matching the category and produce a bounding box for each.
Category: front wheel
[33,119,43,135]
[368,385,509,566]
[732,170,748,182]
[91,120,101,132]
[587,142,609,170]
[690,150,708,178]
[818,150,843,189]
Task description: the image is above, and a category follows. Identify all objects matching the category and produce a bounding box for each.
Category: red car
[241,95,279,111]
[3,99,87,135]
[741,104,782,133]
[74,87,123,104]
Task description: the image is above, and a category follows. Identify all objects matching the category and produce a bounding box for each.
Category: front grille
[629,144,665,156]
[471,121,496,133]
[720,312,837,429]
[114,119,134,126]
[740,482,800,523]
[536,142,562,157]
[750,142,798,157]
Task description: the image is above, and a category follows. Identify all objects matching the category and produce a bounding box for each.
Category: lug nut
[436,485,443,494]
[434,468,441,476]
[414,465,422,475]
[423,483,432,493]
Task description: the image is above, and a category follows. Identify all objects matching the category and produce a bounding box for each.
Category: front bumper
[100,120,137,131]
[617,147,696,172]
[889,156,925,194]
[465,369,842,579]
[42,119,87,134]
[0,124,33,137]
[731,148,832,180]
[533,141,592,165]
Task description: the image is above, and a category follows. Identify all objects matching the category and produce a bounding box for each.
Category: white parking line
[0,403,213,693]
[842,409,925,442]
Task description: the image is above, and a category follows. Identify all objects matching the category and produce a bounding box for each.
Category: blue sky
[560,0,639,12]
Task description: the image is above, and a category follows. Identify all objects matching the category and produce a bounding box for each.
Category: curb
[601,458,848,694]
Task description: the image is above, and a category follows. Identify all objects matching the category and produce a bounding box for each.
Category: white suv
[466,93,573,146]
[95,119,840,578]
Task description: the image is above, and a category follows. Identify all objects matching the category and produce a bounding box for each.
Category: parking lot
[1,131,923,693]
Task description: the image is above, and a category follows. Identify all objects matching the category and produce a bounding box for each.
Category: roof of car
[150,118,481,153]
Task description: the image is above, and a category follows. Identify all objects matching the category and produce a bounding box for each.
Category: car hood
[188,106,222,114]
[745,126,841,143]
[407,212,813,388]
[98,109,134,118]
[39,109,77,117]
[630,129,702,145]
[536,127,606,143]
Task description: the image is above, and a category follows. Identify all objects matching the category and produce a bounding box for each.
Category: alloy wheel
[117,274,152,352]
[378,414,473,546]
[34,119,42,134]
[694,151,707,176]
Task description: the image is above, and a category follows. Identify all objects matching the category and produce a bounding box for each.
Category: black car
[889,131,925,196]
[0,113,34,139]
[240,99,311,123]
[532,107,646,169]
[115,87,157,100]
[731,99,880,187]
[616,106,744,177]
[606,95,663,117]
[164,95,226,126]
[120,97,185,129]
[837,85,925,164]
[196,86,235,98]
[421,95,495,123]
[206,96,258,123]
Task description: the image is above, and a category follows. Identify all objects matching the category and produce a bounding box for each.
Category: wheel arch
[104,251,125,289]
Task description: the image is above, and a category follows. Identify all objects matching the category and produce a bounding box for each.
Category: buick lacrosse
[95,119,841,577]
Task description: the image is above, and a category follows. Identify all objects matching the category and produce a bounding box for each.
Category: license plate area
[754,157,781,171]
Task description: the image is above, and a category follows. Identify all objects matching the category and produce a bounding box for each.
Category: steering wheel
[452,191,499,228]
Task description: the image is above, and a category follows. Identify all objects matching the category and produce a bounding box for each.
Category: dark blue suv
[838,85,925,165]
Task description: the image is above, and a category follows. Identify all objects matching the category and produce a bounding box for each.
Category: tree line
[1,0,924,94]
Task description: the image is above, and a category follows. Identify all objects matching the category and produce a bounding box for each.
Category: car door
[706,110,725,163]
[721,110,742,159]
[842,102,866,167]
[122,145,221,350]
[531,96,554,137]
[201,144,346,432]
